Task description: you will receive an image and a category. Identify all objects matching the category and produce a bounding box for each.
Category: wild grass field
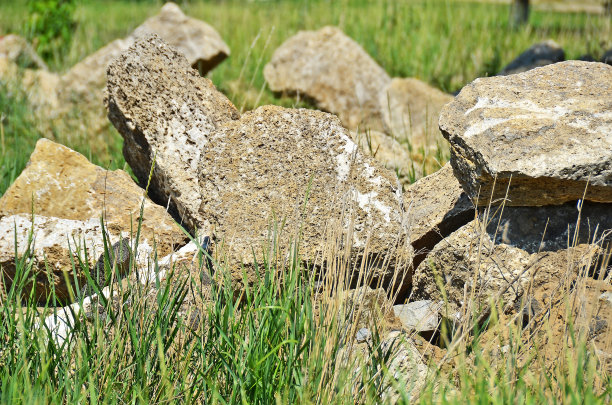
[1,0,611,403]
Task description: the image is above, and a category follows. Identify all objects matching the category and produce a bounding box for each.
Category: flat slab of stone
[0,139,186,258]
[106,33,239,232]
[440,61,612,206]
[264,26,390,130]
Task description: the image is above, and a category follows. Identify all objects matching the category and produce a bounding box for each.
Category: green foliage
[24,0,77,64]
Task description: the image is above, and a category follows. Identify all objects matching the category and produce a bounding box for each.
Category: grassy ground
[1,0,611,403]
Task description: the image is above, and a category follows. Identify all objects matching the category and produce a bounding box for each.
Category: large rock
[106,34,239,232]
[108,34,411,294]
[403,163,474,267]
[440,61,612,206]
[412,218,602,314]
[264,26,391,130]
[199,105,411,292]
[0,34,47,70]
[498,40,565,76]
[379,78,453,154]
[0,214,138,303]
[0,138,186,258]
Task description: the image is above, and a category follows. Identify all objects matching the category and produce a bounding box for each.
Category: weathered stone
[412,218,602,314]
[481,201,612,254]
[393,300,440,332]
[105,34,239,232]
[264,26,390,130]
[350,129,418,184]
[498,40,565,75]
[440,61,612,206]
[0,34,47,70]
[0,139,186,257]
[403,163,474,266]
[199,105,411,293]
[379,78,453,154]
[131,2,229,74]
[0,214,136,303]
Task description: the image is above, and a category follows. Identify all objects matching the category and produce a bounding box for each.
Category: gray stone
[0,34,47,70]
[602,49,612,65]
[481,201,612,254]
[355,328,371,343]
[498,40,565,75]
[264,26,390,130]
[393,300,440,332]
[105,33,240,233]
[440,61,612,207]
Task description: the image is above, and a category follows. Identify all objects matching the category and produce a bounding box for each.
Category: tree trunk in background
[512,0,530,26]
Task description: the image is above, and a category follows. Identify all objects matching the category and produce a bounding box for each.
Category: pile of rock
[264,26,453,182]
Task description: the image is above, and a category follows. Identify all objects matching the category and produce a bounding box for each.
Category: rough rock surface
[498,40,565,75]
[0,139,186,257]
[0,214,134,303]
[403,163,474,266]
[379,78,453,153]
[0,34,47,69]
[440,61,612,206]
[481,201,612,254]
[341,287,399,332]
[199,105,411,292]
[350,129,416,184]
[264,26,390,130]
[106,34,240,232]
[131,2,230,74]
[412,219,601,314]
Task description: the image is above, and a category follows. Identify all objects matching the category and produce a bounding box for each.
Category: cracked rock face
[440,61,612,206]
[199,105,411,293]
[264,26,390,131]
[105,33,239,232]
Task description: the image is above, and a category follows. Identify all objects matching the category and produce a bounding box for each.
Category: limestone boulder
[0,214,135,303]
[131,2,230,74]
[0,138,186,258]
[0,34,47,70]
[498,40,565,76]
[379,78,453,154]
[403,163,474,267]
[105,34,239,232]
[199,105,411,292]
[440,61,612,206]
[264,26,390,130]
